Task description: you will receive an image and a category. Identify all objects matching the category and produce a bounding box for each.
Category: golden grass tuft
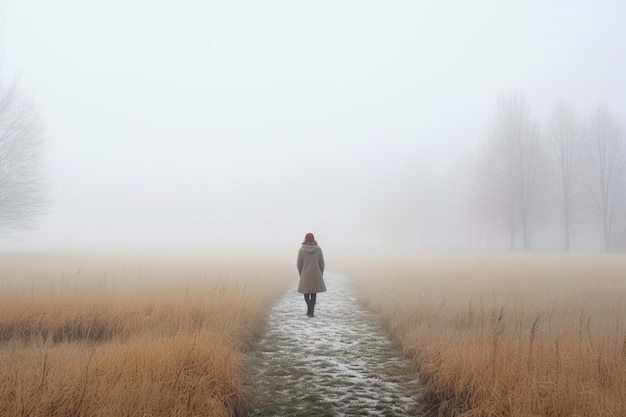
[349,251,626,417]
[0,252,291,416]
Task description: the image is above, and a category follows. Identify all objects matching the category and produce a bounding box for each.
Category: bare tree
[544,102,585,250]
[0,82,47,234]
[586,107,626,251]
[473,95,547,250]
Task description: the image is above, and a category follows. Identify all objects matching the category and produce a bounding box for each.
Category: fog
[1,1,625,252]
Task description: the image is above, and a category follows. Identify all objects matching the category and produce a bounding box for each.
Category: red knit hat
[305,233,315,242]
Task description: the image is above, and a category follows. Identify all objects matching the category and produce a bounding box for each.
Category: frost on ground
[246,273,422,417]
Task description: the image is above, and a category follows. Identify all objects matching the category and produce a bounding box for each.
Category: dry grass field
[349,251,626,417]
[0,251,291,417]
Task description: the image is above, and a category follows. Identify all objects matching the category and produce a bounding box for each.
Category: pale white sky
[1,1,625,250]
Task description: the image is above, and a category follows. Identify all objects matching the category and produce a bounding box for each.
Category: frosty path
[246,273,421,417]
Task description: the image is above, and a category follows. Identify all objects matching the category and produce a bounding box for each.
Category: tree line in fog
[366,95,625,252]
[473,95,626,252]
[3,77,625,252]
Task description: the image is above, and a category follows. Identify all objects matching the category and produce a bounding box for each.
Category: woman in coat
[297,232,326,317]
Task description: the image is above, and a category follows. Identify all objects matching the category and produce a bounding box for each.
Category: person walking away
[297,233,326,317]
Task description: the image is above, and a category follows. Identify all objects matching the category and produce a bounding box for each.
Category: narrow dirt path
[246,273,421,417]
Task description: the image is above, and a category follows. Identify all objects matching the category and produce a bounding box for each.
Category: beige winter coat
[297,242,326,294]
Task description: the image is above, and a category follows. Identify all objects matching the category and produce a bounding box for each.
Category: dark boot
[309,293,316,317]
[304,294,312,316]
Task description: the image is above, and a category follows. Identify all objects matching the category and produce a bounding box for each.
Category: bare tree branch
[472,94,548,250]
[544,101,585,250]
[0,82,47,235]
[586,107,626,251]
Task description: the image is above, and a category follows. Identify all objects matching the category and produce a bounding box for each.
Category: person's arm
[318,248,325,274]
[297,249,304,276]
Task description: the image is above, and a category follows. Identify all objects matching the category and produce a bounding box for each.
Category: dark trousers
[304,293,317,316]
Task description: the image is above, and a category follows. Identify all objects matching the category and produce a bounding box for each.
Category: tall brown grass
[348,251,626,417]
[0,251,291,417]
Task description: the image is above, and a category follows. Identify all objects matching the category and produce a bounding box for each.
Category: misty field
[0,252,291,417]
[3,251,625,417]
[350,252,626,416]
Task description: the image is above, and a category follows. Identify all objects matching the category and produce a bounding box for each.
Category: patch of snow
[247,273,421,416]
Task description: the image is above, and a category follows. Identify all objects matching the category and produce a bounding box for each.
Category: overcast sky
[1,1,625,251]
